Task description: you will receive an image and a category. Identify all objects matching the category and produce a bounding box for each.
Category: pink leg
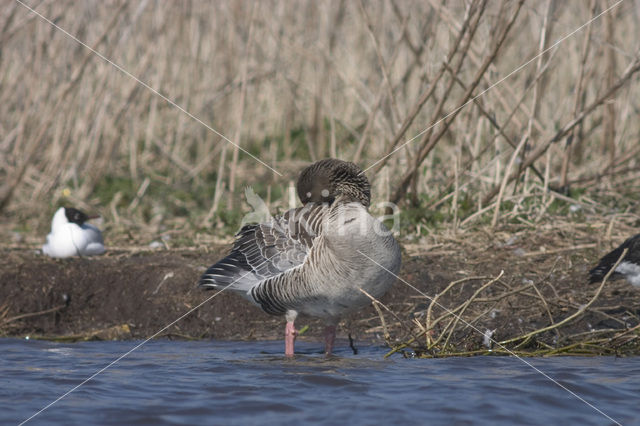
[285,321,297,357]
[324,325,336,356]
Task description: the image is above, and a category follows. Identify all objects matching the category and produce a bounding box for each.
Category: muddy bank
[0,247,419,344]
[1,236,639,354]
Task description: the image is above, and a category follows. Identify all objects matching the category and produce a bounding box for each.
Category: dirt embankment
[1,234,639,355]
[0,246,418,344]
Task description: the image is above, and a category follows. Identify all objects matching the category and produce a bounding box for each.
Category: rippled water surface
[2,338,638,425]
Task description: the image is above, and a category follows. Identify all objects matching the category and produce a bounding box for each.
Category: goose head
[296,159,371,207]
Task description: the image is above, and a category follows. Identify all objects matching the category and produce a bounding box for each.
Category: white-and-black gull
[42,207,105,258]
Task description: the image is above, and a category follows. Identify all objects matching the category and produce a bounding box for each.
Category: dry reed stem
[358,0,402,131]
[382,273,503,357]
[359,288,391,347]
[358,287,421,344]
[0,0,128,212]
[428,0,542,135]
[530,281,558,340]
[442,62,546,183]
[352,9,408,163]
[392,0,525,204]
[394,0,490,201]
[1,2,639,264]
[560,0,596,189]
[482,56,640,205]
[228,2,257,210]
[511,0,554,197]
[0,303,68,328]
[425,275,491,334]
[491,134,528,229]
[604,4,617,171]
[438,271,503,349]
[370,0,480,175]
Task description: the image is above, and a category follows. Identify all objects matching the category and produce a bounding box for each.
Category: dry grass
[1,1,639,353]
[357,211,640,358]
[0,1,639,238]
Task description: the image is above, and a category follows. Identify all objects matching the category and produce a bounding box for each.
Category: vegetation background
[0,0,638,247]
[2,0,640,356]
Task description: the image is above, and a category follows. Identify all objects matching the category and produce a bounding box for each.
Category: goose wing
[198,204,326,292]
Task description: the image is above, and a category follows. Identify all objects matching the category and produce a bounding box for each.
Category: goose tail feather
[198,249,257,292]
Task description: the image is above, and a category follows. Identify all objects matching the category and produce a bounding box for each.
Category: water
[1,338,638,425]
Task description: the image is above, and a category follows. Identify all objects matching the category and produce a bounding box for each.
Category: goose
[590,234,640,287]
[42,207,105,258]
[199,159,401,356]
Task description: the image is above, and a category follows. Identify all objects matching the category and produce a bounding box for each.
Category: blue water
[1,338,638,425]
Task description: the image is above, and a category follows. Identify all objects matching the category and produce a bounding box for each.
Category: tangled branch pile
[387,269,640,358]
[362,216,640,358]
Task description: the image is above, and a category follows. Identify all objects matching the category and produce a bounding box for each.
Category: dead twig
[499,248,628,346]
[0,303,68,328]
